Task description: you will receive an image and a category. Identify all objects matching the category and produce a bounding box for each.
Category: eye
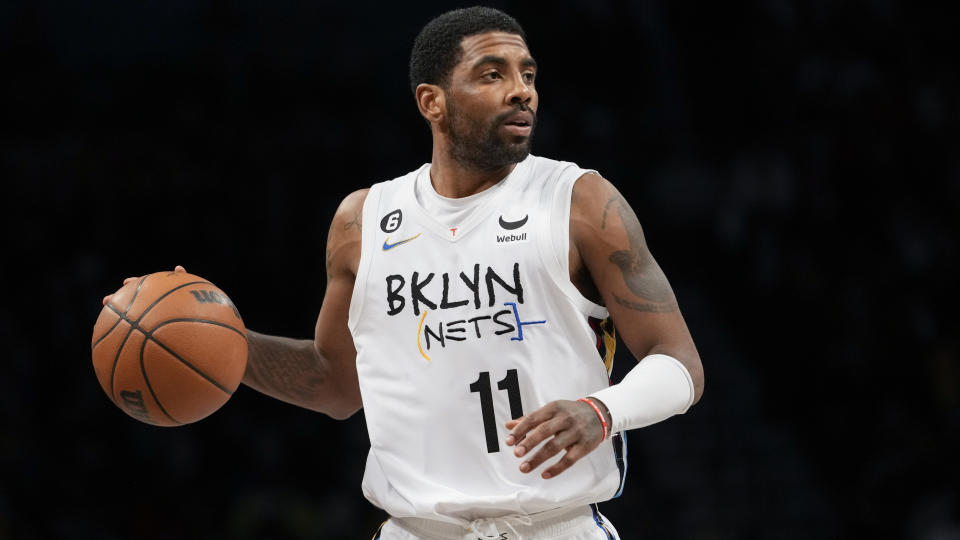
[483,71,503,80]
[523,71,536,84]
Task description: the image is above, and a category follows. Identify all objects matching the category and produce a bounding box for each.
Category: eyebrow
[472,55,538,70]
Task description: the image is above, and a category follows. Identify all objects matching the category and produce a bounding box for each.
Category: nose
[506,72,533,106]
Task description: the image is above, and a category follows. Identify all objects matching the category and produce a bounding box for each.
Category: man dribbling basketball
[105,7,704,539]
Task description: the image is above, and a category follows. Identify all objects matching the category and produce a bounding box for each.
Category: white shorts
[371,505,620,540]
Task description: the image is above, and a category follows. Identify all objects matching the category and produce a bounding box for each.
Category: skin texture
[102,30,704,481]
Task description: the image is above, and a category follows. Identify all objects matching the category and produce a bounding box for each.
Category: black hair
[409,6,527,95]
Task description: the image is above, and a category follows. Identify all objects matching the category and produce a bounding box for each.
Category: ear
[415,83,446,124]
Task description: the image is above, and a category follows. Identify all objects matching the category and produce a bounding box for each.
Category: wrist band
[578,397,608,441]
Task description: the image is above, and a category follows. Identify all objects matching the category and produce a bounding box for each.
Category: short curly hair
[409,6,527,95]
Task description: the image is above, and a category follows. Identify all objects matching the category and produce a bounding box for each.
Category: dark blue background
[1,1,957,538]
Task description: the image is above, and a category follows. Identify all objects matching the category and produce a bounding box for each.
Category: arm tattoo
[600,196,616,230]
[343,208,362,231]
[245,333,326,404]
[606,193,678,312]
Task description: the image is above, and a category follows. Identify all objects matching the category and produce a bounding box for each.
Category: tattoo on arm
[245,333,326,404]
[604,193,678,313]
[600,196,616,229]
[343,208,362,232]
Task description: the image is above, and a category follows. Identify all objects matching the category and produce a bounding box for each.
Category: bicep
[313,189,368,413]
[571,175,703,397]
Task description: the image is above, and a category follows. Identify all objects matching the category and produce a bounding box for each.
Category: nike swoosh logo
[498,215,528,230]
[382,233,421,250]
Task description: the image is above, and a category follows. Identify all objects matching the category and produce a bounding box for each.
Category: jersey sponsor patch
[495,213,530,244]
[498,214,528,230]
[495,231,530,244]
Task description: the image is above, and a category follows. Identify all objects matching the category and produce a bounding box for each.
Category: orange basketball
[91,270,247,426]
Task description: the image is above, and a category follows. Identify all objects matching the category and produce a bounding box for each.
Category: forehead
[457,31,532,67]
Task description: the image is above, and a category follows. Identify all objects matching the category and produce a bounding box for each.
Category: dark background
[1,1,957,539]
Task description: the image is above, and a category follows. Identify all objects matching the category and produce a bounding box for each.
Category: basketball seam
[144,320,242,396]
[133,280,213,325]
[110,298,240,425]
[111,304,243,397]
[151,318,247,340]
[109,306,243,401]
[103,274,150,399]
[108,326,136,404]
[139,335,181,425]
[91,314,123,350]
[104,276,215,423]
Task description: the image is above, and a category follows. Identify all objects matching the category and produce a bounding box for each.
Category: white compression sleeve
[589,353,695,434]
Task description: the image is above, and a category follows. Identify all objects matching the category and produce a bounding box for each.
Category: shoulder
[329,188,370,230]
[329,189,369,233]
[326,189,369,274]
[570,172,622,226]
[335,188,370,216]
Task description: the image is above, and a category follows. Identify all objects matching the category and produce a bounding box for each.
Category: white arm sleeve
[589,353,695,433]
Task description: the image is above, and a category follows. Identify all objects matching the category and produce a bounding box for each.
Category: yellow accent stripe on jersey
[370,519,387,539]
[417,311,431,362]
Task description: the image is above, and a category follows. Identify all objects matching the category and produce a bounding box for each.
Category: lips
[503,110,534,128]
[502,109,535,137]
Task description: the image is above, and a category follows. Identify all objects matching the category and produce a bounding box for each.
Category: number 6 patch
[380,209,402,233]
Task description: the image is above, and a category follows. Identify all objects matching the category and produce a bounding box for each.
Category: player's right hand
[503,399,607,480]
[101,265,187,306]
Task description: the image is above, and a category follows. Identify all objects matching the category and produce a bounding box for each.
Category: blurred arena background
[1,1,957,538]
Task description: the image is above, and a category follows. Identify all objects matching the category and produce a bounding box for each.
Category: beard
[446,100,536,172]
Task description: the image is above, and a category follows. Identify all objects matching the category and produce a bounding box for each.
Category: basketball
[91,270,248,427]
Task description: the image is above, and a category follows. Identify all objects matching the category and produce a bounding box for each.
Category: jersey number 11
[469,369,523,453]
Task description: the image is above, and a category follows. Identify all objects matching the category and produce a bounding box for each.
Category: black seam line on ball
[150,318,247,341]
[138,332,181,424]
[133,281,212,325]
[141,328,234,397]
[102,279,210,407]
[92,313,123,350]
[125,275,148,314]
[114,312,238,397]
[108,326,136,404]
[144,318,244,395]
[92,275,150,350]
[104,274,151,401]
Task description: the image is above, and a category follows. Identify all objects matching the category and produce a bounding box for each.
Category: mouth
[502,110,535,136]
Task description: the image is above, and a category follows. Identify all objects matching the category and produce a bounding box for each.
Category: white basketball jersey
[348,155,627,525]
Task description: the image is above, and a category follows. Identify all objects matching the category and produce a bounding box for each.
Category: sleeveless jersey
[348,155,627,525]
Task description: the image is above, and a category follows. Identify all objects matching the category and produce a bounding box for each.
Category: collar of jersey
[404,156,532,243]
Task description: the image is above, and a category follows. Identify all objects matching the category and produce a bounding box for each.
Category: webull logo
[496,232,528,244]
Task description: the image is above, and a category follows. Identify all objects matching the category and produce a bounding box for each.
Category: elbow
[319,387,363,420]
[326,402,362,420]
[688,360,705,406]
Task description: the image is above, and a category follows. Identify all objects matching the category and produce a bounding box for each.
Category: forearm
[243,330,340,416]
[588,353,695,434]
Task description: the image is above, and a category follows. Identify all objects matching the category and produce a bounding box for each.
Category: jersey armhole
[348,183,383,333]
[536,165,609,319]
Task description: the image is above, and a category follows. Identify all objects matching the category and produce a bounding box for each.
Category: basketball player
[105,7,703,539]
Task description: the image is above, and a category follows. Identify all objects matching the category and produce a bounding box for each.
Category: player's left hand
[504,399,605,479]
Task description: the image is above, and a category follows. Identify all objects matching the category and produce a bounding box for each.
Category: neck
[429,141,518,198]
